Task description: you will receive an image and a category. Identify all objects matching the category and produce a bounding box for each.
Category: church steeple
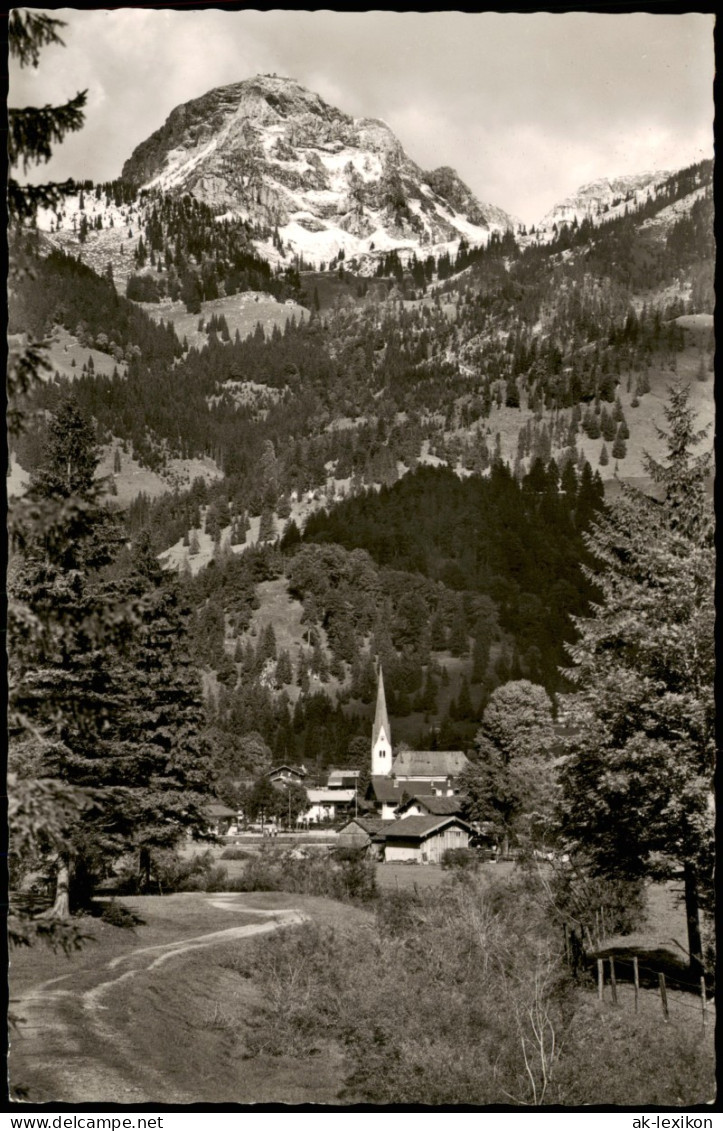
[371,665,392,776]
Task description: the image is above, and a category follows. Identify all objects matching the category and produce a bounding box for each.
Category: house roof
[391,749,470,778]
[266,764,307,778]
[205,801,236,818]
[367,776,440,803]
[382,814,472,841]
[396,794,462,817]
[372,666,391,749]
[306,789,356,804]
[328,769,361,784]
[339,817,393,836]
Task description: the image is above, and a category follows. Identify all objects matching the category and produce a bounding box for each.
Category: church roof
[391,749,469,779]
[372,666,391,748]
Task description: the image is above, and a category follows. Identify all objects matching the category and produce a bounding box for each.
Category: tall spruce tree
[11,399,215,910]
[9,396,135,915]
[116,536,214,888]
[8,14,97,945]
[560,381,714,976]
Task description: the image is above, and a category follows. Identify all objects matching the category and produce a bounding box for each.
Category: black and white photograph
[7,6,715,1110]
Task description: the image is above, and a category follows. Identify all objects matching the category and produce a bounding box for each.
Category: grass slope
[44,326,127,382]
[140,291,308,348]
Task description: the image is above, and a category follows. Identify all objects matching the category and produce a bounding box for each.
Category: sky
[9,8,715,226]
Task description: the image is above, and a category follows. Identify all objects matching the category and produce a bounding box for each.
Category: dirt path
[11,895,307,1104]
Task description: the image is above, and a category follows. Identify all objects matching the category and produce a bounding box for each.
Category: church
[365,668,470,819]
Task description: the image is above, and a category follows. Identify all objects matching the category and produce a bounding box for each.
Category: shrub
[231,846,377,903]
[553,998,715,1105]
[375,889,424,936]
[238,876,574,1104]
[441,847,478,871]
[116,849,230,894]
[126,273,162,302]
[548,858,647,940]
[219,847,251,861]
[99,899,143,930]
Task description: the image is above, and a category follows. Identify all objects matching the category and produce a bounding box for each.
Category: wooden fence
[562,910,713,1034]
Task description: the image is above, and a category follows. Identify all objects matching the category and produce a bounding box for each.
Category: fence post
[633,956,639,1014]
[609,956,618,1005]
[658,973,669,1022]
[701,977,708,1031]
[597,958,604,1001]
[563,922,570,966]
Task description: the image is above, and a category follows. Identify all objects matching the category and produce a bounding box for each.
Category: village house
[382,814,473,864]
[393,793,464,820]
[365,776,446,819]
[301,788,356,825]
[391,748,469,782]
[265,764,307,787]
[327,768,361,790]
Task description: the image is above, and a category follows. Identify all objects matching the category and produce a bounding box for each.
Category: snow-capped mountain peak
[120,74,516,268]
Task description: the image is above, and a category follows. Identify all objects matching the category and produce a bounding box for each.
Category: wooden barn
[382,815,472,864]
[336,817,392,857]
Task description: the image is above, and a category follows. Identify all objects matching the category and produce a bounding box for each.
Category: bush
[219,847,251,861]
[553,998,714,1105]
[375,889,424,937]
[441,847,478,871]
[549,859,647,939]
[115,849,231,894]
[238,876,574,1104]
[99,899,144,930]
[233,847,377,903]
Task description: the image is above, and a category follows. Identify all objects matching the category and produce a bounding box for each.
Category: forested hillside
[8,158,714,786]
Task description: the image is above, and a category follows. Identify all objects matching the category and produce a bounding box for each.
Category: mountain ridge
[120,74,518,269]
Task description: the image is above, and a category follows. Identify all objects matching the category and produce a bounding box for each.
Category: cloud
[9,9,714,224]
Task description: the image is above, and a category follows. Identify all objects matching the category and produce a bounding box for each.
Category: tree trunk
[139,846,151,891]
[46,856,71,919]
[683,861,704,979]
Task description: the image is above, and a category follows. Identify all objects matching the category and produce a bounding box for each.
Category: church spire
[371,665,392,776]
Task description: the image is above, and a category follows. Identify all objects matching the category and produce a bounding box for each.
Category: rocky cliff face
[121,75,516,268]
[534,170,671,238]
